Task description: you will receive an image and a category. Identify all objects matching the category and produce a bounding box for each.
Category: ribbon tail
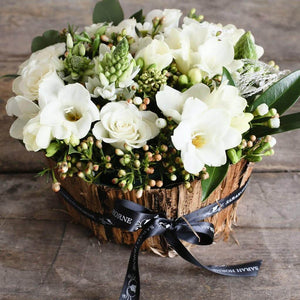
[119,220,165,300]
[164,231,262,277]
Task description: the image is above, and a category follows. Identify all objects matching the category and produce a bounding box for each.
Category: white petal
[36,125,52,149]
[92,121,109,140]
[183,83,210,101]
[181,97,207,120]
[38,72,64,109]
[156,86,185,123]
[9,118,28,139]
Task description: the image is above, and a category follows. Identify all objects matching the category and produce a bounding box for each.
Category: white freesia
[157,82,252,135]
[84,22,108,37]
[172,98,241,174]
[165,20,245,76]
[6,96,40,139]
[156,84,210,123]
[136,21,153,33]
[13,43,65,100]
[92,101,159,149]
[106,19,137,39]
[145,9,182,32]
[40,83,99,140]
[23,114,52,152]
[135,38,173,71]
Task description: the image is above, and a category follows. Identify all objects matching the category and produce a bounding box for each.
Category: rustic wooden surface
[0,0,299,299]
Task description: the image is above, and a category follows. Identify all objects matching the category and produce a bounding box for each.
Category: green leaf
[130,9,144,23]
[221,67,235,86]
[93,0,124,25]
[46,142,61,157]
[68,144,80,155]
[31,30,65,53]
[201,162,229,201]
[0,74,18,79]
[249,112,300,138]
[250,70,300,114]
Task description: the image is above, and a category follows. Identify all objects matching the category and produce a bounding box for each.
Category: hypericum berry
[156,180,163,188]
[52,182,61,193]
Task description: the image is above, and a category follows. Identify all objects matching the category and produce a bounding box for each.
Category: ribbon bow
[59,179,262,300]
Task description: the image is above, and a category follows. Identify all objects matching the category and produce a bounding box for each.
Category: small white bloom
[40,83,99,140]
[84,22,108,37]
[92,101,159,149]
[269,137,277,147]
[13,43,65,100]
[145,9,182,32]
[135,38,173,71]
[155,118,167,128]
[256,103,269,116]
[136,21,153,33]
[268,117,280,128]
[106,19,137,39]
[6,96,40,139]
[133,97,143,105]
[86,76,117,101]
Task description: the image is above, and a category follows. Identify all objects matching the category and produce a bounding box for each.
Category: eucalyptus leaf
[249,112,300,138]
[31,30,65,53]
[93,0,124,25]
[249,70,300,114]
[221,67,235,86]
[130,9,144,23]
[201,162,229,201]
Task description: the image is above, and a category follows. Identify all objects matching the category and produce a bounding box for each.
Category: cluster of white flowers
[6,7,267,176]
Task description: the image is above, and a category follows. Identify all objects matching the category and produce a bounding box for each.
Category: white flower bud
[256,103,269,116]
[269,137,277,148]
[133,97,143,105]
[136,188,143,198]
[155,118,167,128]
[188,68,202,84]
[66,33,73,49]
[268,117,280,128]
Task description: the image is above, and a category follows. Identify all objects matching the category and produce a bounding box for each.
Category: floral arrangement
[4,0,300,201]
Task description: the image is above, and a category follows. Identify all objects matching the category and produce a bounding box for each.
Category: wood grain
[0,172,299,299]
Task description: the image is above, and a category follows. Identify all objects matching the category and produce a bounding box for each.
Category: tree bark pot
[54,159,253,256]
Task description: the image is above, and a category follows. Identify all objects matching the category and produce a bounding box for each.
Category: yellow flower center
[64,106,82,122]
[192,135,206,148]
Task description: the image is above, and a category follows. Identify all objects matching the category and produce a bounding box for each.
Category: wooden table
[0,1,299,299]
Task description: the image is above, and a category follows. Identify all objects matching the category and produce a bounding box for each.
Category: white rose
[145,9,182,32]
[135,38,173,71]
[13,43,65,100]
[92,101,159,149]
[40,83,99,140]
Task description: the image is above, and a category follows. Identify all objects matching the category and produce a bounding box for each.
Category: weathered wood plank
[0,221,299,299]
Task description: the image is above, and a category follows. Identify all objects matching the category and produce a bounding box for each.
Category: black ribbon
[59,179,262,300]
